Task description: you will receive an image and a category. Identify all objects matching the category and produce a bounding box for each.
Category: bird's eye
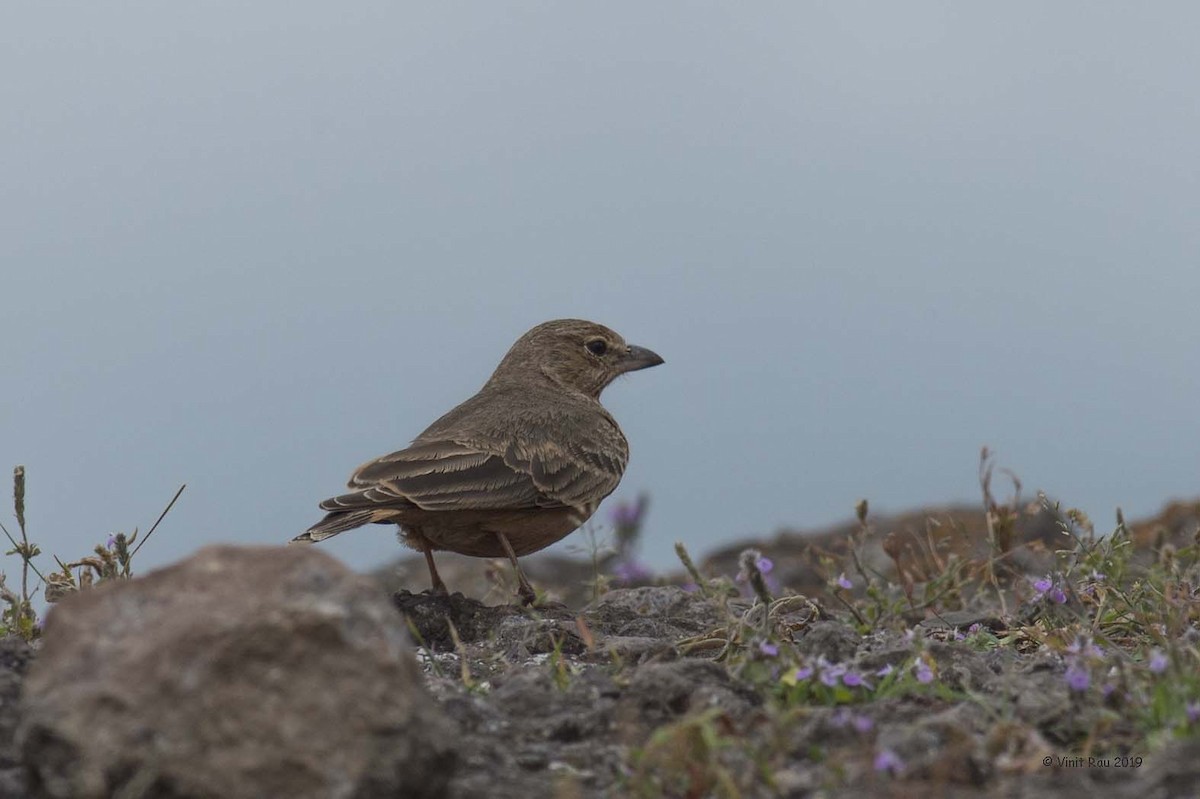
[585,339,608,356]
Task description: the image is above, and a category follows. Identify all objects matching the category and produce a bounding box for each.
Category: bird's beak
[619,344,665,373]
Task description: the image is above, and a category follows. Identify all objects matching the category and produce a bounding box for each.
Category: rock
[393,591,585,658]
[619,659,760,725]
[0,636,33,798]
[796,620,861,662]
[583,586,732,638]
[19,545,456,799]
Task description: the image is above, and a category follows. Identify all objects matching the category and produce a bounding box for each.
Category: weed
[0,465,183,639]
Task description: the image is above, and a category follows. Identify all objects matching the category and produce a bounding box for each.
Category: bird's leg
[422,542,449,596]
[493,531,537,606]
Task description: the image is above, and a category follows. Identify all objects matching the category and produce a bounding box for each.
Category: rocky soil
[2,499,1200,798]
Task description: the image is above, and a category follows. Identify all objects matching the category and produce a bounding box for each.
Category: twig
[0,518,46,584]
[130,484,186,558]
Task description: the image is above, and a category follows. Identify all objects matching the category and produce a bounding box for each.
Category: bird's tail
[292,510,379,544]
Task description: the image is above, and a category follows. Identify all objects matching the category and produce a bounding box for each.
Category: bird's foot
[524,598,568,611]
[516,585,567,610]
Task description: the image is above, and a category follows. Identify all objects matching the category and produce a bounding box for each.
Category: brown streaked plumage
[294,319,663,604]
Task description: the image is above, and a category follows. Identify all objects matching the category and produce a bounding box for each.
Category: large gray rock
[19,545,456,799]
[0,636,33,797]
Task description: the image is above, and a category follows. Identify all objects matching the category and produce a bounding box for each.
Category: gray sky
[3,4,1198,581]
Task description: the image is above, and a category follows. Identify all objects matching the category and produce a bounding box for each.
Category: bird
[294,319,663,605]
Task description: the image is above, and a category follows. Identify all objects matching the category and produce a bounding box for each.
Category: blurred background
[3,3,1198,580]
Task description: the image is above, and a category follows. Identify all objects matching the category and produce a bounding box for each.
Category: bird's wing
[500,423,628,512]
[321,422,627,514]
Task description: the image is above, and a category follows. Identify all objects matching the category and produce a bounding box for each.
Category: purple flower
[735,550,781,596]
[953,629,966,641]
[612,559,653,584]
[681,582,698,593]
[609,501,642,528]
[1033,575,1067,604]
[876,664,894,677]
[874,748,903,774]
[1065,663,1090,692]
[1148,649,1169,674]
[914,659,934,684]
[794,665,814,681]
[1187,702,1200,724]
[1066,636,1104,660]
[106,533,117,550]
[967,623,981,634]
[832,709,873,733]
[836,573,852,590]
[842,670,872,689]
[819,658,846,687]
[759,641,779,658]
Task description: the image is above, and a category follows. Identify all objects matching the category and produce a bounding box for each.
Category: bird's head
[490,319,664,398]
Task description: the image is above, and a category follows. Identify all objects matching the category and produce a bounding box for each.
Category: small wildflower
[1082,570,1106,596]
[875,664,894,677]
[612,559,653,584]
[874,748,903,775]
[1148,649,1169,674]
[914,658,934,684]
[1186,702,1200,724]
[736,548,779,598]
[831,709,874,734]
[759,641,779,658]
[1066,636,1103,661]
[106,533,117,550]
[1033,575,1067,604]
[681,582,698,593]
[819,657,846,687]
[1065,663,1090,692]
[967,623,981,634]
[953,629,966,641]
[794,665,814,681]
[609,501,642,528]
[842,670,872,689]
[836,573,852,590]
